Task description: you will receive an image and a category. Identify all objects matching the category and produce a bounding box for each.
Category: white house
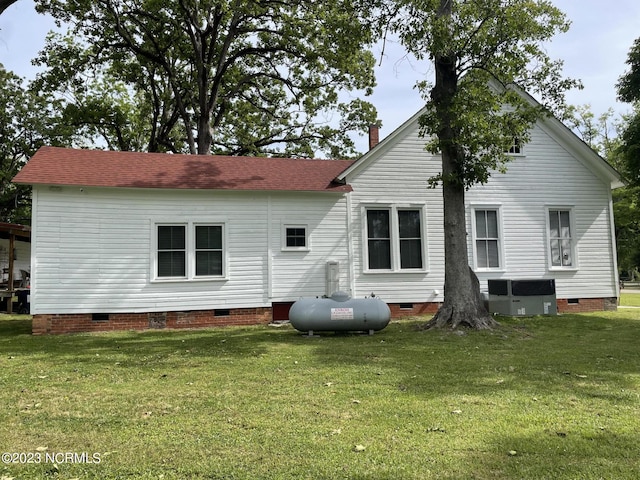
[13,107,621,334]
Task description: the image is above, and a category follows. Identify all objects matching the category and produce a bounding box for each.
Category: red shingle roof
[13,147,353,193]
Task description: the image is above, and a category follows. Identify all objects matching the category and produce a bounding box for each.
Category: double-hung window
[195,225,223,276]
[547,208,575,268]
[472,208,502,270]
[154,222,225,280]
[367,210,392,269]
[398,210,423,269]
[157,225,187,277]
[365,207,425,272]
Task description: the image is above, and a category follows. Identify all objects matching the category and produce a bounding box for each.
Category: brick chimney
[368,124,380,151]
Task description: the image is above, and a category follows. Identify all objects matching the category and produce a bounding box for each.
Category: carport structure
[0,223,31,313]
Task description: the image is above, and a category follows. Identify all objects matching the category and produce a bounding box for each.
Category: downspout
[346,190,356,298]
[7,231,14,313]
[267,194,273,299]
[30,188,38,314]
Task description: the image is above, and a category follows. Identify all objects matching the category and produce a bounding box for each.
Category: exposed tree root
[419,304,499,331]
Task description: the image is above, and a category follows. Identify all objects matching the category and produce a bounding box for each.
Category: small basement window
[399,303,414,310]
[567,298,580,305]
[92,313,110,322]
[215,309,230,317]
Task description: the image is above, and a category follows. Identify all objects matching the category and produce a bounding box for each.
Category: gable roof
[13,147,354,193]
[337,91,623,190]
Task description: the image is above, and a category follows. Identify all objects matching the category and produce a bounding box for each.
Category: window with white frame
[366,210,391,269]
[506,137,523,155]
[548,209,574,268]
[155,222,225,280]
[365,207,425,271]
[282,224,309,250]
[195,225,223,276]
[472,208,501,269]
[157,225,187,277]
[398,210,423,269]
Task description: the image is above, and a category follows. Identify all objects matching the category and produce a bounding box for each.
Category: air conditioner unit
[487,279,557,316]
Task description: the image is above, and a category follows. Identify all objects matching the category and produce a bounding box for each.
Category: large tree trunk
[422,0,497,330]
[425,179,497,330]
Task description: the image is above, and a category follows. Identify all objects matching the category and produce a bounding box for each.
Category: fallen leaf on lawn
[427,427,446,433]
[352,399,361,404]
[324,382,334,387]
[451,409,462,414]
[35,446,48,452]
[508,450,517,456]
[353,445,366,452]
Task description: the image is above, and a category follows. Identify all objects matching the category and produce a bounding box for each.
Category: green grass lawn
[620,291,640,307]
[1,311,640,479]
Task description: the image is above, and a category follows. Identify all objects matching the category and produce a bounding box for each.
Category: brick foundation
[32,307,272,335]
[556,297,618,314]
[31,297,617,335]
[388,298,617,317]
[388,302,441,318]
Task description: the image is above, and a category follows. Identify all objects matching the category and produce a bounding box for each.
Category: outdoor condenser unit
[487,279,557,316]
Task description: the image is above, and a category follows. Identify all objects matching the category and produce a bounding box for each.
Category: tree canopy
[617,37,640,104]
[614,36,640,280]
[616,36,640,189]
[34,0,379,157]
[0,67,67,223]
[385,0,579,188]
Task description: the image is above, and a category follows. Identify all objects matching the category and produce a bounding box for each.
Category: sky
[1,0,639,154]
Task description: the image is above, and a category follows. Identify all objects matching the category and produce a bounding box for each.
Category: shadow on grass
[480,430,639,479]
[1,312,639,404]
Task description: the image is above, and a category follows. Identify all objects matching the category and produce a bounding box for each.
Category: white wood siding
[347,118,618,302]
[30,187,348,314]
[346,126,445,302]
[467,124,618,299]
[270,193,350,300]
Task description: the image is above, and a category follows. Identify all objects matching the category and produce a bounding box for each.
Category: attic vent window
[507,137,523,155]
